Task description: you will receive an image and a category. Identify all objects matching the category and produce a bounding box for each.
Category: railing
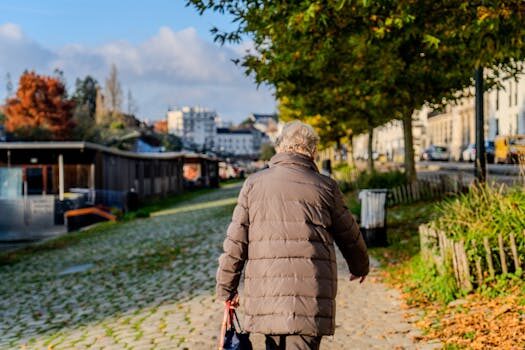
[387,174,466,207]
[419,224,524,292]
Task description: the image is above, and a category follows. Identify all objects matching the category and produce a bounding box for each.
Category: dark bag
[219,302,253,350]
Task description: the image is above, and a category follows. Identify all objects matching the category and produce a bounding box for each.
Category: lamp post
[475,67,486,183]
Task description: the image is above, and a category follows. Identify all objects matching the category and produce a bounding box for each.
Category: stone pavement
[0,183,440,349]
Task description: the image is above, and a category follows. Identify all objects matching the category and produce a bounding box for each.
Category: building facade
[353,108,428,163]
[214,128,262,157]
[249,113,281,142]
[167,106,217,150]
[424,94,486,161]
[487,77,525,139]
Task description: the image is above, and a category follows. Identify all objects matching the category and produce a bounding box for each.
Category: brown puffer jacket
[216,152,369,336]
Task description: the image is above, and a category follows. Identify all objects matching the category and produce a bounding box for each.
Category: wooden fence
[387,174,466,207]
[419,224,524,291]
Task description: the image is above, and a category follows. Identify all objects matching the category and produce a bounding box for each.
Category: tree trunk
[347,134,355,167]
[402,113,416,182]
[335,139,342,164]
[367,122,375,173]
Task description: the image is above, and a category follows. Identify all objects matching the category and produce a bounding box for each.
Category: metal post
[89,163,95,204]
[58,154,64,201]
[475,67,486,183]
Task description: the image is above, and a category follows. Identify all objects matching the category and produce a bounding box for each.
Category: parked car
[486,140,495,163]
[462,141,495,163]
[420,145,450,161]
[495,135,525,164]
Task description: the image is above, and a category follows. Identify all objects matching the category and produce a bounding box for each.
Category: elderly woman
[217,121,369,350]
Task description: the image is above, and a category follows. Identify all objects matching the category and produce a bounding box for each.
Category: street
[0,183,439,350]
[417,160,522,185]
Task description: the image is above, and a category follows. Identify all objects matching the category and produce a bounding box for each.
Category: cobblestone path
[0,183,440,349]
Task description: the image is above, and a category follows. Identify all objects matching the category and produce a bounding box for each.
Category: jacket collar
[268,152,319,172]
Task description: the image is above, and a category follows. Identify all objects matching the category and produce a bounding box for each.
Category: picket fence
[419,224,524,291]
[387,174,466,207]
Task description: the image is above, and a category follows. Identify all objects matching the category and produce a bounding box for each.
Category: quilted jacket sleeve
[330,181,369,277]
[216,181,251,301]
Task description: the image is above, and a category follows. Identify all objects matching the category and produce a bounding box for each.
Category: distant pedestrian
[217,121,369,350]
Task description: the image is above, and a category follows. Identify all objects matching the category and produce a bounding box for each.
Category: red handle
[218,301,233,349]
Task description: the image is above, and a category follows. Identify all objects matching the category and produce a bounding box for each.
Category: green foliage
[354,170,407,190]
[188,0,525,183]
[122,186,219,222]
[10,126,53,141]
[73,76,98,119]
[478,271,524,298]
[124,209,150,221]
[431,185,525,274]
[332,163,358,193]
[259,143,276,161]
[110,121,125,130]
[158,133,183,152]
[405,254,460,304]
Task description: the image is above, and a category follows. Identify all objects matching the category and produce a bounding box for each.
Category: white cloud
[0,23,24,40]
[0,23,275,121]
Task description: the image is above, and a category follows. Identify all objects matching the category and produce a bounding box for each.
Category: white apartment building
[353,108,428,163]
[249,113,281,142]
[350,72,525,163]
[487,77,525,138]
[424,92,489,161]
[214,128,261,157]
[167,106,217,150]
[424,75,525,160]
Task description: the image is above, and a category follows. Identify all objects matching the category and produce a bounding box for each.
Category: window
[496,89,499,111]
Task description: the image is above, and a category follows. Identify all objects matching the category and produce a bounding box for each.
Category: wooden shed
[0,142,185,207]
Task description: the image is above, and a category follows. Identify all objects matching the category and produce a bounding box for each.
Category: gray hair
[275,121,319,158]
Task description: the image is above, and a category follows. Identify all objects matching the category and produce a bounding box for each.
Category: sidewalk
[0,183,439,349]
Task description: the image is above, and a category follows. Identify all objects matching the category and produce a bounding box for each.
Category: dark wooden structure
[182,153,220,189]
[0,142,219,206]
[0,142,220,241]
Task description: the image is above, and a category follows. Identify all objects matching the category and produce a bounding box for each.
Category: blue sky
[0,0,275,121]
[0,0,235,47]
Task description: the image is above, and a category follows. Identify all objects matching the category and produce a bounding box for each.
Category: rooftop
[251,113,278,122]
[0,142,218,161]
[216,128,254,135]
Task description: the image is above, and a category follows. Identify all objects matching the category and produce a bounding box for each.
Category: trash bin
[358,189,388,247]
[126,189,139,212]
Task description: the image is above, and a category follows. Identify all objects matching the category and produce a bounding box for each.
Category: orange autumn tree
[5,71,75,140]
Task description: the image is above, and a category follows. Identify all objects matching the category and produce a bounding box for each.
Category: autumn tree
[5,71,75,140]
[154,120,168,133]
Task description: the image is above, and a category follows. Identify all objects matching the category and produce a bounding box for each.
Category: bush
[332,163,358,190]
[333,166,407,192]
[355,170,407,189]
[407,255,460,304]
[431,185,525,275]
